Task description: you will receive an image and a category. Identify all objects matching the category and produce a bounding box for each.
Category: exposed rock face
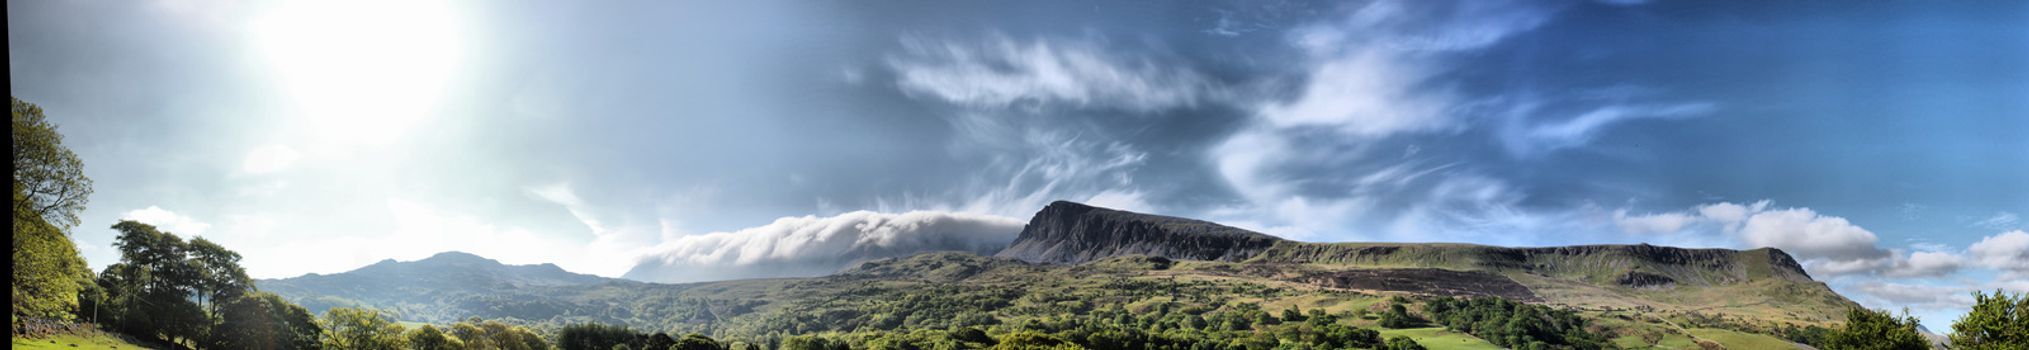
[1615,271,1676,288]
[995,201,1284,264]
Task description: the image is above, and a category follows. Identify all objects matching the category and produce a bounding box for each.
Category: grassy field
[11,333,156,350]
[1376,327,1504,350]
[1688,328,1800,349]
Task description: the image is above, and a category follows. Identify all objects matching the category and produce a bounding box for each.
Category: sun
[252,0,465,147]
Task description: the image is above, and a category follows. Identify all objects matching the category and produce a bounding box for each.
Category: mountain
[259,201,1861,349]
[259,251,633,321]
[996,201,1281,264]
[1001,201,1854,325]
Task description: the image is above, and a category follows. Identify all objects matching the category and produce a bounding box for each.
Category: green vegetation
[1681,328,1793,350]
[1422,297,1609,349]
[1378,301,1420,329]
[1949,290,2029,350]
[12,97,97,324]
[1381,336,1426,350]
[1824,308,1928,350]
[10,332,153,350]
[312,309,550,350]
[87,220,323,348]
[1372,328,1499,350]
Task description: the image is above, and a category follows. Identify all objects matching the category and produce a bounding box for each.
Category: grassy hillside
[266,251,1831,349]
[1250,241,1857,326]
[11,333,158,350]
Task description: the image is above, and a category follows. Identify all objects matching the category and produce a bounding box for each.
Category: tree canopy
[12,96,93,229]
[11,97,96,323]
[1950,290,2029,350]
[1825,308,1929,350]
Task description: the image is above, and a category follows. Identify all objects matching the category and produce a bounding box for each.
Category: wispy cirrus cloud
[888,35,1217,113]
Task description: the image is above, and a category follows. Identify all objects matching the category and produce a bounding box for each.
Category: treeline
[1420,296,1609,350]
[84,220,322,348]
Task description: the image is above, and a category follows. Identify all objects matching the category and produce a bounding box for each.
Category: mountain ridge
[258,200,1861,342]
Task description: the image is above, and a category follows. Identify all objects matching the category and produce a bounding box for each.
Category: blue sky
[10,0,2026,329]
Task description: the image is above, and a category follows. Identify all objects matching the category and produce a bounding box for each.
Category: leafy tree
[320,307,408,350]
[407,324,467,350]
[450,317,550,350]
[189,237,254,318]
[11,97,95,323]
[646,332,677,350]
[11,97,93,228]
[11,188,93,321]
[214,291,322,350]
[1950,290,2029,350]
[1382,336,1426,350]
[1379,303,1418,329]
[96,220,208,346]
[1824,308,1928,350]
[781,335,850,350]
[557,322,644,350]
[673,333,726,350]
[990,331,1084,350]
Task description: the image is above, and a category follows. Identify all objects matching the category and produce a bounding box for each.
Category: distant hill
[259,251,634,321]
[258,201,1859,348]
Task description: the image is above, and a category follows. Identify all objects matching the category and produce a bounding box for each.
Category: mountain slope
[996,201,1281,264]
[259,251,634,321]
[258,201,1859,348]
[994,201,1855,324]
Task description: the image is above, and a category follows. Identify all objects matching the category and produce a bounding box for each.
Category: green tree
[11,188,93,321]
[96,220,207,346]
[320,307,408,350]
[214,291,322,350]
[673,333,725,350]
[1949,290,2029,350]
[557,322,643,350]
[1825,308,1928,350]
[11,97,93,229]
[781,335,849,350]
[11,97,95,322]
[189,237,254,318]
[1381,336,1426,350]
[989,331,1084,350]
[1379,303,1418,329]
[646,332,677,350]
[407,324,467,350]
[450,317,549,350]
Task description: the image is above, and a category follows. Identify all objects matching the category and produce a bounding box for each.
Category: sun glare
[253,0,464,147]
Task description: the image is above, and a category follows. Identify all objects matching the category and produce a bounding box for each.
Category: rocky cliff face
[994,201,1284,264]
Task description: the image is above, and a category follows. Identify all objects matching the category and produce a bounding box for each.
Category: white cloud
[122,206,212,236]
[1883,250,1964,278]
[239,144,301,175]
[1613,209,1695,234]
[878,113,1150,219]
[1969,229,2029,273]
[625,210,1026,283]
[1256,48,1456,136]
[1613,201,1898,277]
[889,35,1213,112]
[1973,212,2021,230]
[1502,102,1716,156]
[1739,207,1888,263]
[1260,1,1558,138]
[1851,281,1980,311]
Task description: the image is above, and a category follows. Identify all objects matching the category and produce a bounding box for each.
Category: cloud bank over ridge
[623,210,1026,283]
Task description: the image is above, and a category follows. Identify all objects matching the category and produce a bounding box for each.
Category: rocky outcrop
[995,201,1284,264]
